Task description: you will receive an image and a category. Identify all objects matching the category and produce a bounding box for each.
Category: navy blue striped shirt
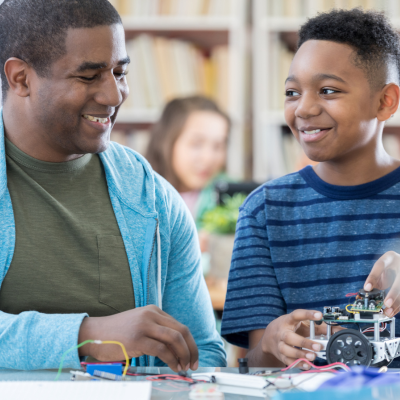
[221,165,400,348]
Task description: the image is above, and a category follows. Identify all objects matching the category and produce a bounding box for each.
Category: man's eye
[285,90,300,97]
[322,88,337,95]
[115,71,128,78]
[79,76,96,82]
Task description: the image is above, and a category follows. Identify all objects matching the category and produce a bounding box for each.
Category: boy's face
[284,40,382,162]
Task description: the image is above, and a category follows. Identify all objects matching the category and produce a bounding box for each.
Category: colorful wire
[100,340,130,377]
[56,340,130,380]
[346,304,356,314]
[55,340,94,381]
[281,358,350,373]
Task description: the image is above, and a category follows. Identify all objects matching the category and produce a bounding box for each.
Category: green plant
[201,193,247,234]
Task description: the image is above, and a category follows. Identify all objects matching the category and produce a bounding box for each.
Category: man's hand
[248,310,343,368]
[78,305,199,372]
[365,251,400,317]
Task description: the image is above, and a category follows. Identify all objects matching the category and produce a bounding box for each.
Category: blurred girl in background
[146,95,231,230]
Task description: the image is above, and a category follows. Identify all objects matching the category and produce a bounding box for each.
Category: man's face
[284,40,382,163]
[30,24,129,156]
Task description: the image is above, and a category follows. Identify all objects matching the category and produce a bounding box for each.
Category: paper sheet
[0,380,152,400]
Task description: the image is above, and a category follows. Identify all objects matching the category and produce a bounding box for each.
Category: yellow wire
[100,341,130,377]
[346,304,356,314]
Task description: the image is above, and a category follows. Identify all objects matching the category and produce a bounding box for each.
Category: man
[0,0,226,370]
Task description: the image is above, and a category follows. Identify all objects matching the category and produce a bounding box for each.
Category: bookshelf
[110,0,248,179]
[252,0,400,181]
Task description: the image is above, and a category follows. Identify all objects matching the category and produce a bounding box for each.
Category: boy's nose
[294,93,322,119]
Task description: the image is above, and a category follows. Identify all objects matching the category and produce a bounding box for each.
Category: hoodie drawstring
[156,223,162,311]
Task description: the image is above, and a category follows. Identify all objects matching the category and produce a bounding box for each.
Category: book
[122,34,229,112]
[116,0,234,16]
[270,39,294,110]
[267,0,396,17]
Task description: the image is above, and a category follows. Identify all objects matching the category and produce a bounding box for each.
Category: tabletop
[2,366,400,399]
[0,367,265,400]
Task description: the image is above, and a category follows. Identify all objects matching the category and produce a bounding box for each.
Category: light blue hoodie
[0,111,226,370]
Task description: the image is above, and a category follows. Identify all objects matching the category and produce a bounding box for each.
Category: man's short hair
[0,0,122,101]
[298,8,400,90]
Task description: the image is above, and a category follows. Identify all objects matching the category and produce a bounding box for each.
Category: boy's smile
[284,40,384,165]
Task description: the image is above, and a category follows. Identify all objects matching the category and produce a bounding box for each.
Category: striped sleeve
[221,191,286,348]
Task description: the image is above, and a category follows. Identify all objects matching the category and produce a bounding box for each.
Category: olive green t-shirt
[0,138,135,316]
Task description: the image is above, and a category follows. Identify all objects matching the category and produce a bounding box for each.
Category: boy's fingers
[290,309,322,324]
[385,275,400,309]
[332,325,345,334]
[385,305,400,318]
[278,343,316,365]
[365,252,397,291]
[281,330,322,353]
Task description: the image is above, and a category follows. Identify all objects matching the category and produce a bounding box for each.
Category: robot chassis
[308,289,400,367]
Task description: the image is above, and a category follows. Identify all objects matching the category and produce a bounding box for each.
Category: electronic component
[238,358,249,374]
[306,288,400,368]
[86,363,122,377]
[349,289,384,313]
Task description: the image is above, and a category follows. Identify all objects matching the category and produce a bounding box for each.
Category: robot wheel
[326,329,373,367]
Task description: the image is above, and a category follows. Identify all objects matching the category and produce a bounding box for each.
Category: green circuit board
[349,301,384,313]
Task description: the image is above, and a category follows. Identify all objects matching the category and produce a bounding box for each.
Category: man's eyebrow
[76,57,130,72]
[76,62,108,72]
[118,56,131,66]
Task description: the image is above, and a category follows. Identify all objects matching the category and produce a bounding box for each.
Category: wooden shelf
[114,1,248,179]
[116,108,160,124]
[122,16,240,31]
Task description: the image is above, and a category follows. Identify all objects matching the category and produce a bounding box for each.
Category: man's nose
[94,73,124,107]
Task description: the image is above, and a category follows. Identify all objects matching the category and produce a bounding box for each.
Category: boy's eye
[285,90,300,97]
[321,88,337,95]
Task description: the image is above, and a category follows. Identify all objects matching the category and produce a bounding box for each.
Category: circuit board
[320,318,375,324]
[349,301,384,313]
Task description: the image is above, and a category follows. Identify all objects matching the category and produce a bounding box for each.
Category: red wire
[281,358,350,372]
[297,369,339,375]
[146,374,197,383]
[81,361,126,366]
[346,292,358,297]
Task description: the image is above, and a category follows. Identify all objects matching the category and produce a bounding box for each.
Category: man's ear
[4,57,31,98]
[377,83,400,122]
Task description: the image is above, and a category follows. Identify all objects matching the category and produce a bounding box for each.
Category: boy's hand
[248,310,342,368]
[78,305,199,373]
[365,251,400,317]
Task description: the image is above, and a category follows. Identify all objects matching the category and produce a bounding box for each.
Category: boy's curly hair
[298,8,400,90]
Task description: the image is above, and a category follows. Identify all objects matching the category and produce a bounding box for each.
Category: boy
[221,8,400,368]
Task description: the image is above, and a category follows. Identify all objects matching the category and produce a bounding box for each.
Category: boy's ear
[4,57,31,98]
[377,83,400,122]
